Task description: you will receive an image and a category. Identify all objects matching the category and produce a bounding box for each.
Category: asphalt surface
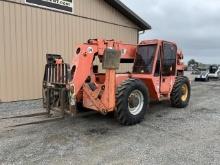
[0,72,220,165]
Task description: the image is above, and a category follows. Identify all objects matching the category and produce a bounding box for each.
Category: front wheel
[206,77,210,82]
[115,79,149,125]
[170,76,191,108]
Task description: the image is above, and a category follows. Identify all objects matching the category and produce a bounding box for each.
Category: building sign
[25,0,73,13]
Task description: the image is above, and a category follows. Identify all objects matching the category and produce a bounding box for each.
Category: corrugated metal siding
[9,0,138,29]
[74,0,138,28]
[0,1,4,102]
[0,0,138,102]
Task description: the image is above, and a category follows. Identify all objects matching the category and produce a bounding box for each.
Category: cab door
[160,42,177,94]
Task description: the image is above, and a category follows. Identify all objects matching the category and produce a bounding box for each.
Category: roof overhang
[104,0,151,31]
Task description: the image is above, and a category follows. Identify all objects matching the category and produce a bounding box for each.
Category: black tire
[115,79,149,125]
[170,76,191,108]
[206,77,210,82]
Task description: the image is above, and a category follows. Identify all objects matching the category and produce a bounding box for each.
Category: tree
[188,59,198,67]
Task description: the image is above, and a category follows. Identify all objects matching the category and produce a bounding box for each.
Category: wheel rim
[128,90,144,115]
[181,84,188,102]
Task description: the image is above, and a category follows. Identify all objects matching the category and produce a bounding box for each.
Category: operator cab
[208,65,220,79]
[132,40,178,95]
[209,65,219,74]
[133,40,177,77]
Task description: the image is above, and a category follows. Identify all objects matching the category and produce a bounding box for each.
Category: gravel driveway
[0,73,220,165]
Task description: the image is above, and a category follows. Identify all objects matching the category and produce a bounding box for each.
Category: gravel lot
[0,72,220,165]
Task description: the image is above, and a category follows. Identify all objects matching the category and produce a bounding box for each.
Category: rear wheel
[115,79,149,125]
[170,76,191,108]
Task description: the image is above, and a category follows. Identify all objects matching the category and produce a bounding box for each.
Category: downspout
[137,30,145,43]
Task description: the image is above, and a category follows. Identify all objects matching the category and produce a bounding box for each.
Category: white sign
[25,0,74,13]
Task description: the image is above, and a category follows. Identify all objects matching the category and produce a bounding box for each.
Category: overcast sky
[121,0,220,64]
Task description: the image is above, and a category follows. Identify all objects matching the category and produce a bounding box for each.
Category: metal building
[0,0,151,102]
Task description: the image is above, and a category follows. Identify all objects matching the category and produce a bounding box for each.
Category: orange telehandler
[43,38,190,125]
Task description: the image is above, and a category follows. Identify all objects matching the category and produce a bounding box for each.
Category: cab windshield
[133,45,157,74]
[209,66,218,74]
